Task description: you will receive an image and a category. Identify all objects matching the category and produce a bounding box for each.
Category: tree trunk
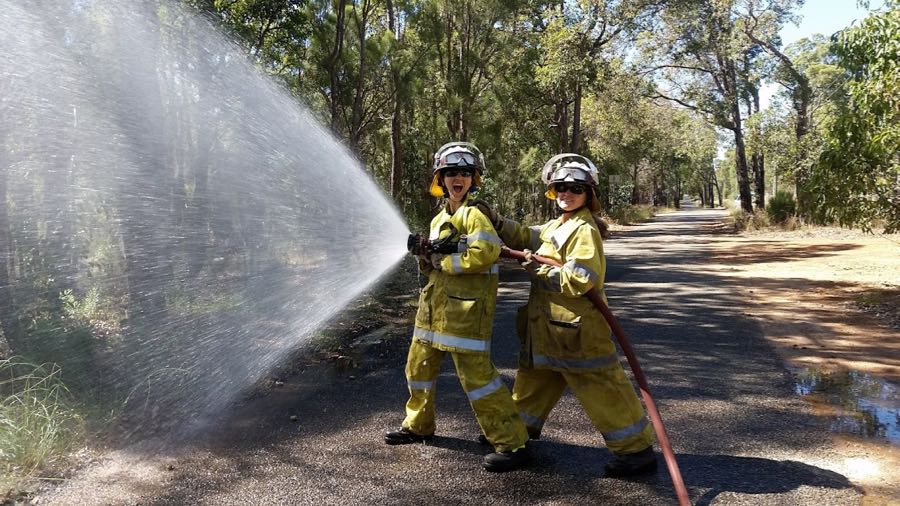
[753,152,765,208]
[630,166,640,205]
[187,105,213,276]
[674,173,681,209]
[0,165,18,348]
[112,5,172,323]
[724,57,753,213]
[328,0,348,135]
[750,90,765,210]
[349,0,371,153]
[554,99,569,153]
[443,9,459,138]
[712,169,723,207]
[733,129,753,213]
[386,0,403,200]
[570,81,582,153]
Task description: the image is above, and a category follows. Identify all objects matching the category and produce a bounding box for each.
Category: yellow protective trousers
[402,339,528,453]
[513,364,654,455]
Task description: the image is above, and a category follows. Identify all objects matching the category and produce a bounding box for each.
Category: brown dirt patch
[696,223,899,500]
[705,232,900,380]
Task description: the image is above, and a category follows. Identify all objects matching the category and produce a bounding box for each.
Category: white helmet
[541,153,602,212]
[541,153,600,187]
[433,142,485,174]
[430,142,485,197]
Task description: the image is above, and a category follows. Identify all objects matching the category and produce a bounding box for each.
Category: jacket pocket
[414,282,434,328]
[443,294,484,338]
[545,316,582,355]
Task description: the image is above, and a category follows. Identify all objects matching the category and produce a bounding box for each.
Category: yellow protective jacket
[413,197,502,354]
[497,207,616,371]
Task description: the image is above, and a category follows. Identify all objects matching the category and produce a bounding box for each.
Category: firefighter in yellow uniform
[479,154,656,477]
[385,142,530,472]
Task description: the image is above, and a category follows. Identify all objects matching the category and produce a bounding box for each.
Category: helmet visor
[549,166,592,184]
[439,151,479,167]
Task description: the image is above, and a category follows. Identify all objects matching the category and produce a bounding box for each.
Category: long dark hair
[592,214,610,240]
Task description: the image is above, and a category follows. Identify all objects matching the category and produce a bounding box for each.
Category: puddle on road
[791,367,899,445]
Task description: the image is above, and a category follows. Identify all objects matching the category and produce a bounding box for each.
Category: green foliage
[609,182,635,211]
[767,191,796,224]
[166,289,244,317]
[0,358,84,495]
[811,4,900,232]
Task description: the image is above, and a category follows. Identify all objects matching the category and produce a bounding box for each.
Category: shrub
[767,191,797,224]
[731,209,770,232]
[0,358,84,495]
[608,204,654,225]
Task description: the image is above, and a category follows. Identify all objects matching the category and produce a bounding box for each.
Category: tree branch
[646,63,716,75]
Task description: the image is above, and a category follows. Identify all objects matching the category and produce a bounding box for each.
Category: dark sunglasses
[553,182,587,195]
[442,168,474,178]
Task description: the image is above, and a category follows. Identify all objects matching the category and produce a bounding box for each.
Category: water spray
[1,0,410,444]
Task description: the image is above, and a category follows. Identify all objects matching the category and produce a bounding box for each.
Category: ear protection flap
[429,172,483,197]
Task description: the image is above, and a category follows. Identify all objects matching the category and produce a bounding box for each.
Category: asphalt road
[42,206,862,505]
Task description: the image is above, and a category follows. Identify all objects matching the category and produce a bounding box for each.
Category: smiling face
[554,183,588,212]
[441,168,474,203]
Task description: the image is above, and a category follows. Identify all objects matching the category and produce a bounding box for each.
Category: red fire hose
[500,246,690,506]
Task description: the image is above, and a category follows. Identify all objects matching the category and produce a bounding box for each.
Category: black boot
[604,447,657,477]
[384,427,433,445]
[483,446,531,472]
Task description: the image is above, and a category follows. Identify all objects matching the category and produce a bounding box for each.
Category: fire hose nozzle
[407,233,430,256]
[407,226,461,257]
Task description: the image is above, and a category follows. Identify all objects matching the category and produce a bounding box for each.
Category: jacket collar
[549,207,592,251]
[431,196,471,240]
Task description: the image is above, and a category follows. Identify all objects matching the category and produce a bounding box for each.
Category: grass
[607,204,658,225]
[0,357,84,498]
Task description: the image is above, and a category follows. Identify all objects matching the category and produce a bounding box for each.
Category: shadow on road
[681,454,855,505]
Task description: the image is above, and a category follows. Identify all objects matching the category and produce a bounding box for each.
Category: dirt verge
[705,228,900,379]
[701,224,899,502]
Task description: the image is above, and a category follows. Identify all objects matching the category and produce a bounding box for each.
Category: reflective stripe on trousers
[602,416,649,443]
[402,339,528,452]
[466,376,505,402]
[512,365,654,455]
[414,326,490,352]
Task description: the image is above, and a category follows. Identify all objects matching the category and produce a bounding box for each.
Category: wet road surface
[42,206,869,505]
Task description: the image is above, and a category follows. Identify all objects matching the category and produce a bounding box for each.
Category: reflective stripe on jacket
[498,207,615,371]
[413,197,500,354]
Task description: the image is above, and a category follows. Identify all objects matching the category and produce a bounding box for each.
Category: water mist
[0,0,410,441]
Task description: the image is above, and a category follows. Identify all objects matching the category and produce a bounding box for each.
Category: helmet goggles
[548,166,593,185]
[433,142,485,174]
[541,154,599,186]
[438,151,479,168]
